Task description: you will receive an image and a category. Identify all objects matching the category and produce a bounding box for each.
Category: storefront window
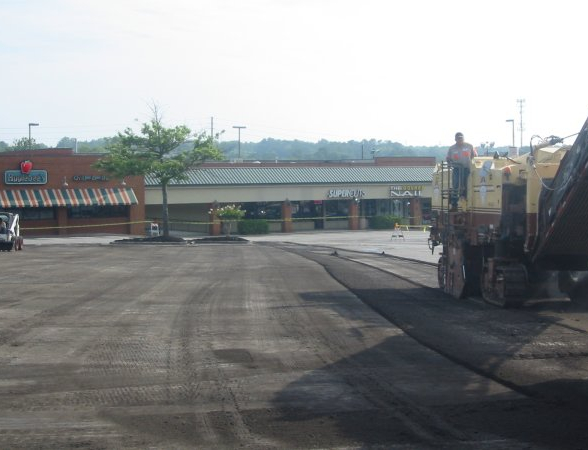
[5,207,55,220]
[68,205,129,219]
[362,200,376,219]
[325,200,349,218]
[293,201,321,218]
[242,202,281,220]
[421,198,432,224]
[392,199,403,217]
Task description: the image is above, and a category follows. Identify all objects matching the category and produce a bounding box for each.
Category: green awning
[0,188,138,208]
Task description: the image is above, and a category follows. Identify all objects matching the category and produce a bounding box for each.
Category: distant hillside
[218,138,511,162]
[2,136,515,161]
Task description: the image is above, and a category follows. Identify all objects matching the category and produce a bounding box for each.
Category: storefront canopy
[0,188,138,208]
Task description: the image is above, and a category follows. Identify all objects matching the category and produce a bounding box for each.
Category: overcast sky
[2,0,587,148]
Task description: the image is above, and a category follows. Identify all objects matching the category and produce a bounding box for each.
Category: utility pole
[232,125,246,159]
[517,98,525,148]
[210,117,214,140]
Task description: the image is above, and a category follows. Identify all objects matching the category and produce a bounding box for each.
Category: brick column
[57,207,68,236]
[348,200,359,230]
[281,200,293,233]
[209,202,221,236]
[411,197,422,226]
[128,204,143,235]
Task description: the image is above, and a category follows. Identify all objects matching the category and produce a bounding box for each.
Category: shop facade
[144,157,435,235]
[0,149,145,236]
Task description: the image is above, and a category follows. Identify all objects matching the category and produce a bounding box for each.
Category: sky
[1,0,587,149]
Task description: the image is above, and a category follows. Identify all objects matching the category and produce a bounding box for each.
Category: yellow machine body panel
[429,115,588,305]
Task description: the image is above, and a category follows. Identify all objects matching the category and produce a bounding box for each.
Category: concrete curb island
[23,230,439,264]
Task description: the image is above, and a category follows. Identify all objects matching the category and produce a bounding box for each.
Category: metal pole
[28,122,39,150]
[232,125,246,159]
[517,98,525,148]
[512,121,515,147]
[506,119,515,147]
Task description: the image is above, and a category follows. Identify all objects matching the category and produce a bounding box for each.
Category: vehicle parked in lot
[0,212,23,251]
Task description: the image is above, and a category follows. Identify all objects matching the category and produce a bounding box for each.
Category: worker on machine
[446,132,477,209]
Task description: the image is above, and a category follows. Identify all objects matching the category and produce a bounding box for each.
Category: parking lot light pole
[232,125,246,159]
[506,119,515,147]
[28,122,39,150]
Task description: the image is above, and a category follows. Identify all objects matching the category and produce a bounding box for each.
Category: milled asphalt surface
[24,230,441,293]
[24,229,440,265]
[10,228,588,448]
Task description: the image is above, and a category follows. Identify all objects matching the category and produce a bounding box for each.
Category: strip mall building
[144,157,435,235]
[0,149,144,235]
[0,150,434,236]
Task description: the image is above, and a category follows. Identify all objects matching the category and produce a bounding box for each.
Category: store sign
[327,188,365,199]
[390,185,423,197]
[72,175,109,181]
[4,160,47,185]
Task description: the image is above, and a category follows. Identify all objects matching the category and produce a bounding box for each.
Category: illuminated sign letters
[390,185,423,197]
[327,189,365,199]
[72,175,109,181]
[4,170,48,185]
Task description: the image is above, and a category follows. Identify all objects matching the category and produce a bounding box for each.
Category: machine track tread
[482,264,528,308]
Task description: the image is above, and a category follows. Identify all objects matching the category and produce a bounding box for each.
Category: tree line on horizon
[0,135,515,162]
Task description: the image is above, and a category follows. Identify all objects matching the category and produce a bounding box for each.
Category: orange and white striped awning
[0,188,138,208]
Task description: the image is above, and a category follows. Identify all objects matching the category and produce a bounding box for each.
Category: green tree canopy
[56,137,77,149]
[94,105,225,237]
[9,137,45,151]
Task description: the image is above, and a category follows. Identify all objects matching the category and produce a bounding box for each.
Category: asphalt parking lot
[23,229,440,264]
[5,229,588,448]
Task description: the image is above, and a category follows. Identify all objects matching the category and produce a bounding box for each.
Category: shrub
[369,215,403,229]
[215,204,246,221]
[238,219,269,235]
[213,204,246,236]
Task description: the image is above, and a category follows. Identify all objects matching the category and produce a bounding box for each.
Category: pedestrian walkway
[246,229,439,264]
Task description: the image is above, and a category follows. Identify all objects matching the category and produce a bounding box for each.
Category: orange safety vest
[447,143,475,167]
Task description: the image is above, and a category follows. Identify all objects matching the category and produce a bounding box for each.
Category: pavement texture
[6,234,588,448]
[24,229,440,264]
[8,229,588,448]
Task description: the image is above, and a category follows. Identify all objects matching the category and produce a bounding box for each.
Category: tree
[10,137,44,151]
[94,105,225,238]
[76,137,117,153]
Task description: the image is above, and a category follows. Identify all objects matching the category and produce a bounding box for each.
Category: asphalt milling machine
[0,212,23,252]
[429,115,588,307]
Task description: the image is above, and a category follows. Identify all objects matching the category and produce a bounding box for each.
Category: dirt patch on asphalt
[112,235,250,244]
